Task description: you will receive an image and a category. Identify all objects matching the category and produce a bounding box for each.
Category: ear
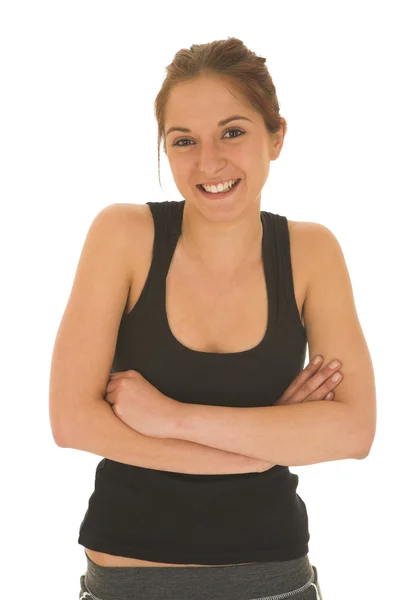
[271,118,286,160]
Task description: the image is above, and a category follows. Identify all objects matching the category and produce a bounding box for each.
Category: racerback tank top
[78,199,310,564]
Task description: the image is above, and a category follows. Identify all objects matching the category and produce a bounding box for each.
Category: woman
[50,37,375,600]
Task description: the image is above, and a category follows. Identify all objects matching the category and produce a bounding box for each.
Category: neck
[180,204,263,276]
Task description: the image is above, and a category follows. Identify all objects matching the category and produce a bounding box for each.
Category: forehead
[165,76,253,125]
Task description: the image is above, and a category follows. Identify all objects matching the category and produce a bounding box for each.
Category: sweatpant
[79,551,323,600]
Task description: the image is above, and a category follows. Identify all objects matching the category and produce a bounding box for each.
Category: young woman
[50,37,376,600]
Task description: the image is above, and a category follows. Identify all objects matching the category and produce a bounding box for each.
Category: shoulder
[86,203,152,273]
[291,220,343,266]
[286,219,342,296]
[287,219,339,251]
[96,202,152,245]
[100,203,156,280]
[97,202,149,228]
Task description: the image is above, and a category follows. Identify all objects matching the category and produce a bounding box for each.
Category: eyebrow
[165,115,253,137]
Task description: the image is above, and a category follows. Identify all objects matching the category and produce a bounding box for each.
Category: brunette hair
[154,37,286,189]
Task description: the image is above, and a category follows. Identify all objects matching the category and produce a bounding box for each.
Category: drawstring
[80,578,103,600]
[310,582,322,599]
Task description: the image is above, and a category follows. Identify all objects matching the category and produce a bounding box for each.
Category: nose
[197,141,227,175]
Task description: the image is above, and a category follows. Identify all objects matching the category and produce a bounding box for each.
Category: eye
[172,127,245,147]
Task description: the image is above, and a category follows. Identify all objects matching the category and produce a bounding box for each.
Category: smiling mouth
[196,179,241,198]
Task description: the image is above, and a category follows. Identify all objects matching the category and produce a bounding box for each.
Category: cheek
[169,158,191,180]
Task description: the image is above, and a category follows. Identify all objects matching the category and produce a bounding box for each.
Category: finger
[316,371,343,399]
[289,360,342,403]
[106,379,117,391]
[303,391,334,404]
[298,369,342,403]
[279,356,324,403]
[104,394,114,407]
[108,371,131,380]
[302,385,337,405]
[298,360,342,397]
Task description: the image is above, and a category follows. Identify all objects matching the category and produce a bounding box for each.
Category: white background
[1,1,398,598]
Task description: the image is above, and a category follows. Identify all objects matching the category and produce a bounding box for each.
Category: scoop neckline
[163,211,276,358]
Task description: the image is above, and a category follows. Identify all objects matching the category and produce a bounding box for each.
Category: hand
[105,370,181,438]
[257,356,343,473]
[277,356,343,406]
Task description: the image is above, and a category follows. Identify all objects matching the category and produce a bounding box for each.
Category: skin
[86,76,291,570]
[164,73,286,278]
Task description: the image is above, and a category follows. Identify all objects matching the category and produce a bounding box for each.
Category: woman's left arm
[171,223,377,467]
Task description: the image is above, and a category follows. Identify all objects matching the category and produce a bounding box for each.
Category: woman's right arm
[61,354,345,475]
[49,204,264,475]
[60,396,266,474]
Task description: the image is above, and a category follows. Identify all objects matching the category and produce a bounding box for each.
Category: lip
[198,178,240,186]
[196,178,242,200]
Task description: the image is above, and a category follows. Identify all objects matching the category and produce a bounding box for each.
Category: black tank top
[78,199,310,564]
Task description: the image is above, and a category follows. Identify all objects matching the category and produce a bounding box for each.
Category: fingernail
[312,355,322,365]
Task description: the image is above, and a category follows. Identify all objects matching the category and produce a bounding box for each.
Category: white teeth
[201,179,239,193]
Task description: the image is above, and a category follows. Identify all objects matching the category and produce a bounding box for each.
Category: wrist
[168,399,191,440]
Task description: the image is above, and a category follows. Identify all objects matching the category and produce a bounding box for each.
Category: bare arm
[49,205,271,475]
[58,398,269,475]
[168,225,377,467]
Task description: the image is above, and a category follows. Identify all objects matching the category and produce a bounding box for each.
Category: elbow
[49,415,68,447]
[355,447,370,460]
[49,400,72,448]
[55,437,68,448]
[51,431,66,447]
[349,407,376,460]
[50,413,76,448]
[52,421,84,449]
[50,397,102,449]
[354,430,375,460]
[49,407,75,447]
[356,441,374,460]
[51,426,70,448]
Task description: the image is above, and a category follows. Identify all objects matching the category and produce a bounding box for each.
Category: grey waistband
[83,551,319,600]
